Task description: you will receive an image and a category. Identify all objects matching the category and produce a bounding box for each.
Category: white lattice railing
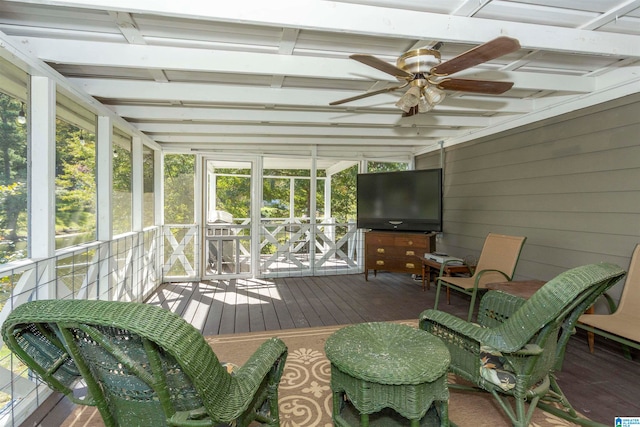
[259,218,361,277]
[0,227,162,427]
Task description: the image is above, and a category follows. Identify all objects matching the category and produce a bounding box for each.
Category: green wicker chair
[420,263,625,427]
[1,299,288,427]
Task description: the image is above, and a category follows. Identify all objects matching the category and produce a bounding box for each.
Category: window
[143,145,155,227]
[164,154,195,224]
[112,128,132,235]
[55,92,97,249]
[0,57,28,263]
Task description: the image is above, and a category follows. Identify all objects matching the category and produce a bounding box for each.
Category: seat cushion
[479,346,516,391]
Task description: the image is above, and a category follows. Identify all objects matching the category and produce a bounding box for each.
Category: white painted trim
[28,76,56,259]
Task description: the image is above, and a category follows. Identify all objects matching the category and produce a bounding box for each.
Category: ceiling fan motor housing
[397,49,441,74]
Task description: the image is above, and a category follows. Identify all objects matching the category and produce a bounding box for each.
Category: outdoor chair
[420,262,625,427]
[1,299,288,427]
[578,244,640,358]
[433,233,527,321]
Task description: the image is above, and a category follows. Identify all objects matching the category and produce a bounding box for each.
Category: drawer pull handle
[408,240,414,246]
[377,248,385,254]
[406,263,415,269]
[406,250,415,256]
[376,260,385,266]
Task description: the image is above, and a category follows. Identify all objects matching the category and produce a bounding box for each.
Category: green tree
[55,121,96,233]
[330,165,357,223]
[0,94,27,246]
[215,172,251,219]
[164,154,195,224]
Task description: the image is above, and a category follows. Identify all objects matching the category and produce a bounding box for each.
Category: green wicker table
[325,322,450,427]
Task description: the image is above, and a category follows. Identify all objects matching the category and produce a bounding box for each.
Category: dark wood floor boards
[262,278,296,331]
[272,277,312,329]
[312,275,367,325]
[218,280,240,335]
[249,278,281,332]
[200,280,225,336]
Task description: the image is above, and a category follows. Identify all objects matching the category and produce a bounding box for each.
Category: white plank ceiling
[1,0,639,164]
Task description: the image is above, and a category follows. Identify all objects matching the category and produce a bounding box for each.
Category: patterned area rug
[62,321,581,427]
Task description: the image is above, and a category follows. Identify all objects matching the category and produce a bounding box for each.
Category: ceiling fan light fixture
[424,85,446,105]
[417,95,432,113]
[395,86,421,112]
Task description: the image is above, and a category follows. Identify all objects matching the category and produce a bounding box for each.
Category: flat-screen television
[357,168,443,232]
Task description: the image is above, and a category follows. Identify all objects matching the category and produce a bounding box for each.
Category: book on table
[425,252,464,265]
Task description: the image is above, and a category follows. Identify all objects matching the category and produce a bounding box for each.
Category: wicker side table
[325,322,450,427]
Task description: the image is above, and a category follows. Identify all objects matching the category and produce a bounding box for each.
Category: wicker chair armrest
[231,337,288,395]
[477,291,527,328]
[419,309,491,343]
[504,343,543,356]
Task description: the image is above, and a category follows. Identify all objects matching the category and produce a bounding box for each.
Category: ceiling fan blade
[431,36,520,76]
[350,54,414,79]
[329,84,408,106]
[438,78,514,94]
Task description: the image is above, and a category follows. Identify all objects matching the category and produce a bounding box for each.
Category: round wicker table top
[324,322,450,385]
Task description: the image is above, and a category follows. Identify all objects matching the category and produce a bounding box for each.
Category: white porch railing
[0,220,363,425]
[161,219,363,280]
[259,218,361,277]
[0,227,162,427]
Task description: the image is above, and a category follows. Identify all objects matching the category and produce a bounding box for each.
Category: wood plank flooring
[23,272,640,426]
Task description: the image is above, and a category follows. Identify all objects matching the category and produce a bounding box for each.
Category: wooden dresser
[364,230,436,280]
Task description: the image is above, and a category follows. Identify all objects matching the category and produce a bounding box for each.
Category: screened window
[55,92,97,249]
[143,145,155,228]
[164,154,195,224]
[0,57,28,263]
[112,127,132,235]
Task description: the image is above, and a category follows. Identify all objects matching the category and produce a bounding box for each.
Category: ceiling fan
[330,36,521,116]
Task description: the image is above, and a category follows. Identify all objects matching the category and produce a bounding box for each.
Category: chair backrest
[484,263,625,355]
[1,300,242,426]
[615,243,640,314]
[474,233,527,283]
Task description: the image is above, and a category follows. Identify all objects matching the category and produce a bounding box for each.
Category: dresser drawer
[368,258,420,272]
[394,235,428,248]
[367,246,420,257]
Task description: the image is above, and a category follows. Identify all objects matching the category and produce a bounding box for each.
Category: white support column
[132,137,143,231]
[194,154,203,279]
[29,76,56,260]
[309,149,317,275]
[154,149,163,226]
[251,156,262,277]
[96,116,113,300]
[96,116,113,240]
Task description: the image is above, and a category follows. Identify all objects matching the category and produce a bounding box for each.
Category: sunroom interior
[0,1,639,426]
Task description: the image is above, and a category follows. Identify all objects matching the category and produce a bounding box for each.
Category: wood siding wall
[415,93,640,306]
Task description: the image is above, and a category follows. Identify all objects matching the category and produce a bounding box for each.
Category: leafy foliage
[0,93,27,260]
[55,120,96,236]
[164,154,195,224]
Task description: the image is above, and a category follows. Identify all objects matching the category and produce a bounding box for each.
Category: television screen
[357,168,442,232]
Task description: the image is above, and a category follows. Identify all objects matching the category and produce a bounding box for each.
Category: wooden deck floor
[26,272,640,426]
